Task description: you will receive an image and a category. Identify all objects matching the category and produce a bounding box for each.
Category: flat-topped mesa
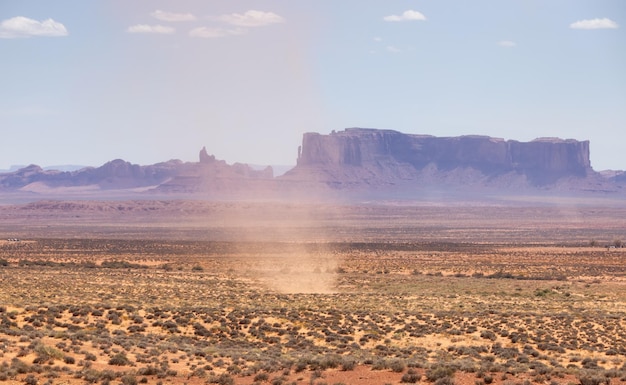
[295,128,591,185]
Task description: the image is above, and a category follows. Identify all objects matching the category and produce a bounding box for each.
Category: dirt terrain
[0,200,625,385]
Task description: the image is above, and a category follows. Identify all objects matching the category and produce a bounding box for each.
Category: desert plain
[0,199,625,385]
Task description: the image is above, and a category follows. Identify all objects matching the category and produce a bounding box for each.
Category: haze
[1,1,624,171]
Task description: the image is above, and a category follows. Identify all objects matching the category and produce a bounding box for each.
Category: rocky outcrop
[288,128,592,186]
[199,146,216,164]
[0,132,619,200]
[0,148,273,193]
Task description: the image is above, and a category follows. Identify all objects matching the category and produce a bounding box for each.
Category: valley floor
[0,201,624,385]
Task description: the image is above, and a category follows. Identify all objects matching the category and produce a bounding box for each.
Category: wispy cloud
[570,18,619,29]
[189,27,246,38]
[151,10,196,22]
[189,10,283,38]
[383,10,426,22]
[0,16,68,38]
[218,10,285,27]
[386,45,402,53]
[127,24,175,34]
[498,40,516,48]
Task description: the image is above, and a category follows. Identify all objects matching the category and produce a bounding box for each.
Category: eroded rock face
[293,128,591,185]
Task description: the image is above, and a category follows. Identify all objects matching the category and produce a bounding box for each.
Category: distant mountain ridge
[0,164,86,173]
[1,128,624,199]
[0,147,272,194]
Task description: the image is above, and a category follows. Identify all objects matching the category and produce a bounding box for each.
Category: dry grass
[0,201,624,385]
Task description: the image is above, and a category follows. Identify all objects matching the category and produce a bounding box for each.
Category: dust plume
[211,201,342,294]
[254,248,339,294]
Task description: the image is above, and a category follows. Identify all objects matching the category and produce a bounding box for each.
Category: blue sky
[1,1,624,171]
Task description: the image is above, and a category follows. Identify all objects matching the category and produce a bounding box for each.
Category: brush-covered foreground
[0,202,625,385]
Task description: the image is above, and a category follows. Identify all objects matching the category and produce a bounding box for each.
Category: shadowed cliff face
[294,128,591,186]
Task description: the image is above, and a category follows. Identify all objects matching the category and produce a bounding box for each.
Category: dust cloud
[254,252,339,294]
[209,202,342,294]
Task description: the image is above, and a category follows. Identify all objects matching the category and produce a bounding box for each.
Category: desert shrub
[121,374,137,385]
[138,366,160,376]
[310,369,323,381]
[529,361,551,375]
[459,362,479,374]
[108,353,130,366]
[320,355,342,370]
[191,368,207,378]
[535,288,552,297]
[207,373,234,385]
[23,375,37,385]
[492,345,519,360]
[81,369,102,383]
[294,360,307,373]
[401,369,421,383]
[340,358,356,371]
[480,330,497,341]
[435,377,455,385]
[191,265,204,272]
[371,359,389,371]
[34,344,64,362]
[254,372,269,382]
[578,374,608,385]
[390,359,406,373]
[271,375,287,385]
[11,358,30,374]
[426,365,455,382]
[100,370,117,381]
[226,364,242,375]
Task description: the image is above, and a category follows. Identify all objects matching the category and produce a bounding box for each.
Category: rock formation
[199,146,216,164]
[0,148,273,194]
[287,128,592,186]
[0,132,621,200]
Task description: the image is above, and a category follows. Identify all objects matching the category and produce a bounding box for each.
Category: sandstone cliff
[287,128,593,187]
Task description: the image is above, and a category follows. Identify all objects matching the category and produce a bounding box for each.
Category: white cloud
[218,10,285,27]
[127,24,175,34]
[570,18,619,29]
[0,16,68,38]
[498,40,516,47]
[189,27,246,38]
[383,10,426,22]
[386,45,401,53]
[373,37,382,42]
[151,10,196,22]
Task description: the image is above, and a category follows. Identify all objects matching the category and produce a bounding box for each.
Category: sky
[0,1,625,171]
